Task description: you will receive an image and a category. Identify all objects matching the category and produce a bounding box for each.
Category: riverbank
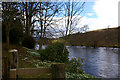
[64,43,120,48]
[2,43,95,79]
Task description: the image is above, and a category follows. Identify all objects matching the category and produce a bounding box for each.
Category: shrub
[2,19,24,44]
[22,36,36,49]
[9,27,23,44]
[66,57,84,74]
[39,42,69,63]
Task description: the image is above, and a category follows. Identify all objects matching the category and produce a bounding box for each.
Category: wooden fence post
[51,63,65,79]
[10,69,16,79]
[2,57,9,79]
[9,49,18,69]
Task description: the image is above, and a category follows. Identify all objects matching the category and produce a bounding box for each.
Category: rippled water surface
[66,46,119,78]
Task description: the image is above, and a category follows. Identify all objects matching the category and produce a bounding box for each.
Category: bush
[66,57,84,74]
[39,42,69,63]
[2,19,24,44]
[9,27,23,44]
[22,36,36,49]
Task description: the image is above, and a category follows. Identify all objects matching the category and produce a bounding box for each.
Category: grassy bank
[2,43,95,79]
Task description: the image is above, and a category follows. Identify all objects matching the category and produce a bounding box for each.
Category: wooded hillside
[64,27,119,47]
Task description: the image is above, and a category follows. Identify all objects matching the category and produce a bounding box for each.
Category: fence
[2,57,65,79]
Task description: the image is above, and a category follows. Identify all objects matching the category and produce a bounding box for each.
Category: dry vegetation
[62,27,119,47]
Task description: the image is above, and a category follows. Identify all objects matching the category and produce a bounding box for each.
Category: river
[35,44,119,78]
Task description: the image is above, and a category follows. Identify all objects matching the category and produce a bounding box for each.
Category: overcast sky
[49,0,119,33]
[76,0,119,31]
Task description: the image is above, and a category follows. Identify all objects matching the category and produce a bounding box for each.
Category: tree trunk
[39,3,43,50]
[6,23,10,50]
[6,32,9,50]
[25,2,29,36]
[62,0,70,54]
[39,27,46,51]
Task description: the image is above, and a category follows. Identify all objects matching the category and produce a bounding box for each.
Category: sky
[43,0,120,37]
[49,0,119,35]
[79,0,119,31]
[29,0,120,37]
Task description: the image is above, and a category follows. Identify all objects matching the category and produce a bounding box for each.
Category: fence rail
[17,67,51,75]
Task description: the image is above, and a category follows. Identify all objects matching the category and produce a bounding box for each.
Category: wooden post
[51,63,65,79]
[10,69,16,79]
[9,49,18,69]
[2,57,9,79]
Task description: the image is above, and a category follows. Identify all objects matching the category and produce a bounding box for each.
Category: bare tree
[20,2,40,36]
[62,0,85,53]
[2,2,40,49]
[34,2,62,50]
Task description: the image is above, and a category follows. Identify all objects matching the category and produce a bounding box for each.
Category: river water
[35,44,119,78]
[66,46,119,78]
